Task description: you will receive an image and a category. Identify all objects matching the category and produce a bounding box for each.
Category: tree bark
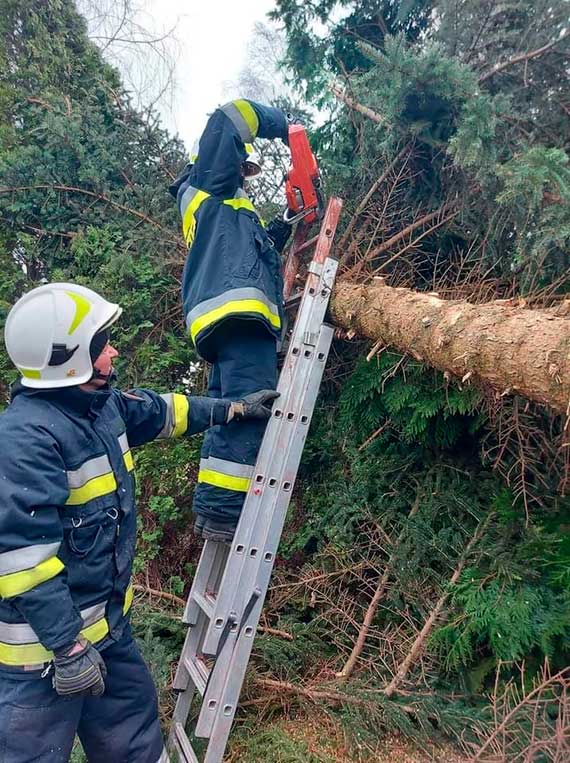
[331,282,570,415]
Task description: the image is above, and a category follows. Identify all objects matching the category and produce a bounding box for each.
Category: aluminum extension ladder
[168,197,343,763]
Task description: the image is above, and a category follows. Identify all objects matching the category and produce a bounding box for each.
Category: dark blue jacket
[0,383,230,674]
[169,99,289,361]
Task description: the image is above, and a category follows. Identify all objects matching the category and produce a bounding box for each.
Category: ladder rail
[196,325,334,744]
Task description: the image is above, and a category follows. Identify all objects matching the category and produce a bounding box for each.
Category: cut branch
[331,282,570,415]
[330,84,386,125]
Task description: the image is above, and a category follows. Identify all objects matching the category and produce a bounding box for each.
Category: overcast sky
[139,0,277,149]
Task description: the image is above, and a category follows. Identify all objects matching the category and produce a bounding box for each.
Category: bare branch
[479,30,570,83]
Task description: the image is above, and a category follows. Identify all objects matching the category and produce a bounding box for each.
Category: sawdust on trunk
[331,281,570,415]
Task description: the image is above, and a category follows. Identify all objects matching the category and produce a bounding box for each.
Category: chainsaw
[284,124,325,225]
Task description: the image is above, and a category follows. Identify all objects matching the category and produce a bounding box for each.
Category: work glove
[229,390,280,421]
[53,637,107,697]
[267,217,293,251]
[283,114,303,145]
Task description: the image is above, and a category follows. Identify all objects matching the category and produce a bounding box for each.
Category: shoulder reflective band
[198,457,253,493]
[0,603,109,667]
[118,432,134,472]
[223,197,256,213]
[157,393,190,439]
[186,288,281,345]
[66,454,117,506]
[221,100,259,143]
[180,185,210,247]
[0,556,64,599]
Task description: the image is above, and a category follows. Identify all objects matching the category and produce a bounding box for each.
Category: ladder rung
[183,655,209,696]
[173,722,199,763]
[192,591,216,620]
[295,233,319,254]
[284,292,302,310]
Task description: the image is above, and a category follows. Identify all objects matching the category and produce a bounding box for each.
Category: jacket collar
[11,381,112,416]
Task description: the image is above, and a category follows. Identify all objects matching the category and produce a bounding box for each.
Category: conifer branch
[471,664,570,762]
[0,184,185,250]
[337,143,412,262]
[336,494,421,680]
[383,514,492,697]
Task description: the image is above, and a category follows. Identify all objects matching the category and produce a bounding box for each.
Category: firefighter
[0,282,277,763]
[169,99,292,543]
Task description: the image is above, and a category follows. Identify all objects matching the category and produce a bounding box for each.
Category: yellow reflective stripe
[20,368,41,379]
[198,468,251,493]
[234,99,259,139]
[66,291,92,335]
[0,557,64,599]
[0,617,109,667]
[172,394,189,438]
[82,616,109,645]
[123,582,134,615]
[182,189,210,246]
[123,450,134,472]
[190,299,281,344]
[223,197,256,213]
[66,472,117,506]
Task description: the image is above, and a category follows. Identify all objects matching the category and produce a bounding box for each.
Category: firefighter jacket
[169,99,289,362]
[0,383,231,674]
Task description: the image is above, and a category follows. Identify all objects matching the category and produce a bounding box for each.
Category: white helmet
[4,283,122,389]
[243,143,262,177]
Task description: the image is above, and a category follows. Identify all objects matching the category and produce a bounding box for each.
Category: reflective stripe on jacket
[169,99,289,361]
[0,383,229,672]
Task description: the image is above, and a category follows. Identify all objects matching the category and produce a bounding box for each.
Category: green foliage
[270,0,433,100]
[0,0,190,401]
[338,351,483,449]
[336,685,483,749]
[433,571,570,670]
[357,36,498,172]
[254,620,334,680]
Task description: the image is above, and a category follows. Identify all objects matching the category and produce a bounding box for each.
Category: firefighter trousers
[0,629,166,763]
[193,319,278,523]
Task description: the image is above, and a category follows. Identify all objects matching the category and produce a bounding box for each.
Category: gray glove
[229,390,280,421]
[53,637,107,697]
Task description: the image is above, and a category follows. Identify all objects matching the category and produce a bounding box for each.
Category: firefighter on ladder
[0,283,278,762]
[169,99,293,543]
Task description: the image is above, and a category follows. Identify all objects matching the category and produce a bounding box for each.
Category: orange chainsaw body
[285,124,323,225]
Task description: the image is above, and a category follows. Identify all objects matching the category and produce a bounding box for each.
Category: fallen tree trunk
[331,281,570,415]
